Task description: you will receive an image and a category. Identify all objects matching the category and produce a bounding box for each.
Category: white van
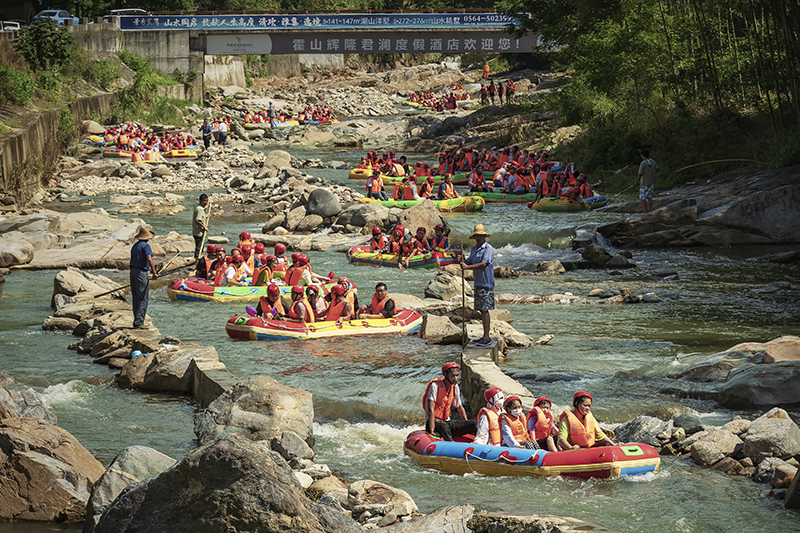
[0,21,22,32]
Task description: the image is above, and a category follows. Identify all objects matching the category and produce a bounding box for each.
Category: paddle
[610,182,636,199]
[196,203,213,261]
[93,251,182,298]
[460,245,467,349]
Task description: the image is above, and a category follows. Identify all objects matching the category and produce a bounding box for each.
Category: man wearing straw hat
[130,226,158,329]
[460,224,495,346]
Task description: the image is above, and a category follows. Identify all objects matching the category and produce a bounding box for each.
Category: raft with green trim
[347,245,460,269]
[225,308,422,340]
[468,191,539,203]
[167,278,343,303]
[359,196,484,212]
[528,195,607,212]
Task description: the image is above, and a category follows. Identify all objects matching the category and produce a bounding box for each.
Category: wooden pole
[93,252,181,299]
[461,245,467,349]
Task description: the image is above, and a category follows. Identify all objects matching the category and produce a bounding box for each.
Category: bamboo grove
[500,0,800,172]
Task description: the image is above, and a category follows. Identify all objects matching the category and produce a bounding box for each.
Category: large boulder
[689,428,743,467]
[392,199,443,234]
[676,350,755,382]
[336,202,390,229]
[194,375,314,446]
[742,408,800,462]
[117,344,219,393]
[93,434,360,533]
[61,160,121,180]
[0,233,35,267]
[51,268,123,307]
[419,314,463,345]
[786,466,800,509]
[0,211,58,234]
[579,243,613,267]
[614,416,673,447]
[718,361,800,408]
[84,446,177,533]
[307,188,342,217]
[380,505,474,533]
[0,373,58,424]
[0,417,105,521]
[284,205,308,231]
[295,214,324,233]
[424,271,472,301]
[673,413,705,435]
[726,336,800,361]
[263,150,293,169]
[347,479,418,520]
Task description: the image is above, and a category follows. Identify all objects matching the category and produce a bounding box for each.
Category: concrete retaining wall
[204,55,247,88]
[461,343,537,415]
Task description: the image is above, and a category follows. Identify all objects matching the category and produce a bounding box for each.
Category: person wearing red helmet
[417,176,435,199]
[429,223,449,251]
[387,224,405,256]
[423,362,476,441]
[254,242,265,257]
[273,243,288,264]
[192,194,210,260]
[257,284,289,318]
[356,156,371,170]
[222,253,251,287]
[357,282,395,319]
[474,386,504,446]
[369,227,387,252]
[437,174,459,200]
[318,284,352,324]
[238,231,253,249]
[367,169,388,201]
[240,244,255,272]
[558,391,614,450]
[468,163,488,192]
[253,254,278,286]
[196,244,217,280]
[527,396,559,452]
[500,396,539,449]
[410,227,430,255]
[285,285,315,323]
[285,254,309,286]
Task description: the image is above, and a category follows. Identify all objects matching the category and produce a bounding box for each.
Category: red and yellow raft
[225,308,423,340]
[403,430,660,479]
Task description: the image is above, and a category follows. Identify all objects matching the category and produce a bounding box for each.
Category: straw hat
[469,224,490,239]
[135,227,156,240]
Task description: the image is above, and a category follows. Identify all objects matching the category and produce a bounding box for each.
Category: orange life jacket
[500,412,529,443]
[388,240,402,254]
[326,298,346,322]
[252,266,272,286]
[478,407,502,445]
[202,257,216,279]
[370,176,383,193]
[213,261,226,286]
[285,266,305,286]
[344,291,356,317]
[259,296,285,317]
[233,263,247,281]
[430,235,447,250]
[412,236,427,254]
[392,183,401,200]
[288,298,315,323]
[422,377,455,421]
[132,151,143,162]
[403,185,415,200]
[244,254,255,273]
[559,409,597,448]
[527,407,555,440]
[418,182,433,198]
[371,293,391,315]
[370,236,386,252]
[393,163,406,177]
[439,183,455,199]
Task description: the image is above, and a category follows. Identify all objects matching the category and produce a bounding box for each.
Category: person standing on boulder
[192,194,210,260]
[635,149,658,213]
[130,227,158,329]
[460,224,494,346]
[201,119,213,149]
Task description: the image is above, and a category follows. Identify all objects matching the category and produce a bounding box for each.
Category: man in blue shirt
[460,224,494,346]
[130,227,158,329]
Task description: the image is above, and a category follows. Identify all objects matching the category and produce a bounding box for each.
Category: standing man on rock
[635,149,659,213]
[460,224,495,346]
[130,227,158,329]
[192,194,209,260]
[267,102,276,128]
[201,118,213,149]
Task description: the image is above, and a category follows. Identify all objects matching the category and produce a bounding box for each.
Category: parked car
[0,21,22,31]
[33,10,80,25]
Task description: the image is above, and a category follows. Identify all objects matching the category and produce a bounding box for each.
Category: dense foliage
[15,17,76,72]
[499,0,800,175]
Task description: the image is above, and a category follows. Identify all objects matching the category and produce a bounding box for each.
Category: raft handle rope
[463,449,542,473]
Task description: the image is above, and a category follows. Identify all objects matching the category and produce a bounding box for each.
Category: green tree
[14,18,77,72]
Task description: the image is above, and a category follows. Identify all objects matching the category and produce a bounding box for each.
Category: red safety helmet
[291,285,304,295]
[484,386,503,403]
[416,227,426,233]
[232,247,242,256]
[267,284,280,296]
[240,231,251,240]
[265,254,277,262]
[434,223,445,231]
[225,256,233,264]
[291,252,301,263]
[427,176,435,183]
[232,253,243,263]
[504,395,522,409]
[216,247,226,254]
[331,284,345,296]
[241,244,253,255]
[372,227,382,235]
[534,396,552,407]
[206,244,217,254]
[445,173,453,179]
[337,277,349,285]
[275,243,286,254]
[441,362,460,375]
[395,224,405,234]
[573,391,593,405]
[297,254,309,265]
[254,243,265,254]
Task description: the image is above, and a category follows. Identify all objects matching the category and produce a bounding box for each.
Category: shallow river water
[0,149,798,532]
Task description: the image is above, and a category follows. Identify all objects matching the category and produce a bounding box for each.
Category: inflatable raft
[528,195,607,212]
[162,149,198,159]
[348,169,469,186]
[348,245,460,269]
[167,278,342,303]
[103,147,133,158]
[468,191,539,203]
[225,308,422,340]
[359,196,484,212]
[404,430,660,479]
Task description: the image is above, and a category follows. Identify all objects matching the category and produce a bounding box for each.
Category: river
[0,149,798,532]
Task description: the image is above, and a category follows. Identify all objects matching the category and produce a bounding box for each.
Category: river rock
[51,268,123,306]
[755,457,791,482]
[579,243,613,267]
[742,408,800,462]
[722,417,752,437]
[336,202,390,229]
[272,430,315,466]
[419,314,463,345]
[0,417,105,522]
[93,434,360,533]
[84,446,177,533]
[263,150,292,169]
[772,463,797,489]
[194,375,314,446]
[348,479,418,519]
[262,213,286,233]
[424,271,472,301]
[537,259,565,274]
[379,504,474,533]
[690,428,743,466]
[0,233,35,267]
[83,120,106,134]
[0,373,58,424]
[391,199,443,234]
[467,510,601,533]
[614,416,673,447]
[117,343,220,393]
[307,188,342,217]
[296,214,324,233]
[726,336,800,361]
[677,350,758,382]
[786,467,800,509]
[718,361,800,408]
[284,205,308,231]
[712,457,747,475]
[61,160,121,180]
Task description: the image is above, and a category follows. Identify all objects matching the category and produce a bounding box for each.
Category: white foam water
[42,380,90,404]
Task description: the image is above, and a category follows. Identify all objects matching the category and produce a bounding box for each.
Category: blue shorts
[639,184,654,200]
[474,286,495,312]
